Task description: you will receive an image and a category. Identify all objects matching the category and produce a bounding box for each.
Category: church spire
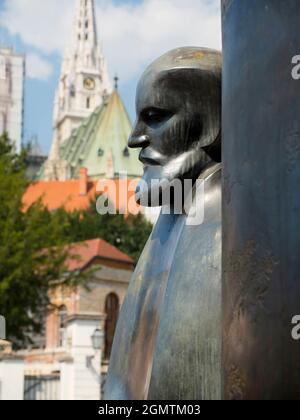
[72,0,98,56]
[43,0,111,181]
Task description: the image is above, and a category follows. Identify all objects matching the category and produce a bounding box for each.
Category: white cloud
[0,0,221,83]
[26,53,53,81]
[0,0,76,54]
[98,0,221,81]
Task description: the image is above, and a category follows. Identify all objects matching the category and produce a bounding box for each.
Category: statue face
[128,47,222,207]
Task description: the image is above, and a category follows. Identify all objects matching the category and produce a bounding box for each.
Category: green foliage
[62,201,152,263]
[0,133,152,345]
[0,133,80,345]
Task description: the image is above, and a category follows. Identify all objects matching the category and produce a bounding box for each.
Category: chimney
[79,167,88,196]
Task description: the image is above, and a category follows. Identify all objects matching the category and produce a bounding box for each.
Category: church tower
[44,0,111,180]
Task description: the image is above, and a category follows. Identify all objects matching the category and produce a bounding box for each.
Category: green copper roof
[60,90,143,179]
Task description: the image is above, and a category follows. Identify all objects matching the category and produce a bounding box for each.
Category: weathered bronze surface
[105,47,222,400]
[222,0,300,399]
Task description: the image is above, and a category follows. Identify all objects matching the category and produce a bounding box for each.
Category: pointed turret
[69,0,98,67]
[44,0,111,181]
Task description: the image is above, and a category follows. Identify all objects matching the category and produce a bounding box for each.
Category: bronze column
[222,0,300,399]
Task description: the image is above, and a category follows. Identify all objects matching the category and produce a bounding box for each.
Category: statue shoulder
[199,162,222,182]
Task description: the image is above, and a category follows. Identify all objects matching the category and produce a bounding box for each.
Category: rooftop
[23,174,140,215]
[65,238,134,271]
[59,90,143,180]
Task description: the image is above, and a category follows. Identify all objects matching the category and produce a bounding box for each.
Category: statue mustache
[140,136,211,179]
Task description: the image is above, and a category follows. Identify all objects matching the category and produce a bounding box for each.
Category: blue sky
[0,0,221,155]
[0,7,57,153]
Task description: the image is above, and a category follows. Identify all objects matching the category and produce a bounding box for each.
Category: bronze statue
[105,47,222,400]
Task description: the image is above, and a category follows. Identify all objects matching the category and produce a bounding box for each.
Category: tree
[0,133,80,345]
[0,132,152,345]
[61,199,153,263]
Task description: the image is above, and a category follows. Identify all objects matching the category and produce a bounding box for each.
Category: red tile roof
[66,238,134,271]
[23,178,141,214]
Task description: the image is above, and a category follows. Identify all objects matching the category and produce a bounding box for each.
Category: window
[0,112,7,134]
[98,148,104,157]
[70,84,76,97]
[86,97,90,109]
[104,294,119,360]
[57,305,68,348]
[0,57,6,80]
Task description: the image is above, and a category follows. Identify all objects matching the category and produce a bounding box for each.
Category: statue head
[129,47,222,207]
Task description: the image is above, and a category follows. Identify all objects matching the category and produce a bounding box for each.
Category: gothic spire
[43,0,111,181]
[72,0,98,52]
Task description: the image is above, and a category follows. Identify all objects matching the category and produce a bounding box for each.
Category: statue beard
[135,136,214,208]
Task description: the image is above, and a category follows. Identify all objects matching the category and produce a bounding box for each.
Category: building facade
[0,238,134,400]
[0,47,25,154]
[44,0,111,180]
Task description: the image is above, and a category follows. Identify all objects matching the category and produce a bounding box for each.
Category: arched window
[104,293,119,360]
[57,305,68,348]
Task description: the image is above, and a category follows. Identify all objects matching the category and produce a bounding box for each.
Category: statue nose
[128,135,150,149]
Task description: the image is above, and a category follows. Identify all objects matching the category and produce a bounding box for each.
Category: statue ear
[202,130,222,163]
